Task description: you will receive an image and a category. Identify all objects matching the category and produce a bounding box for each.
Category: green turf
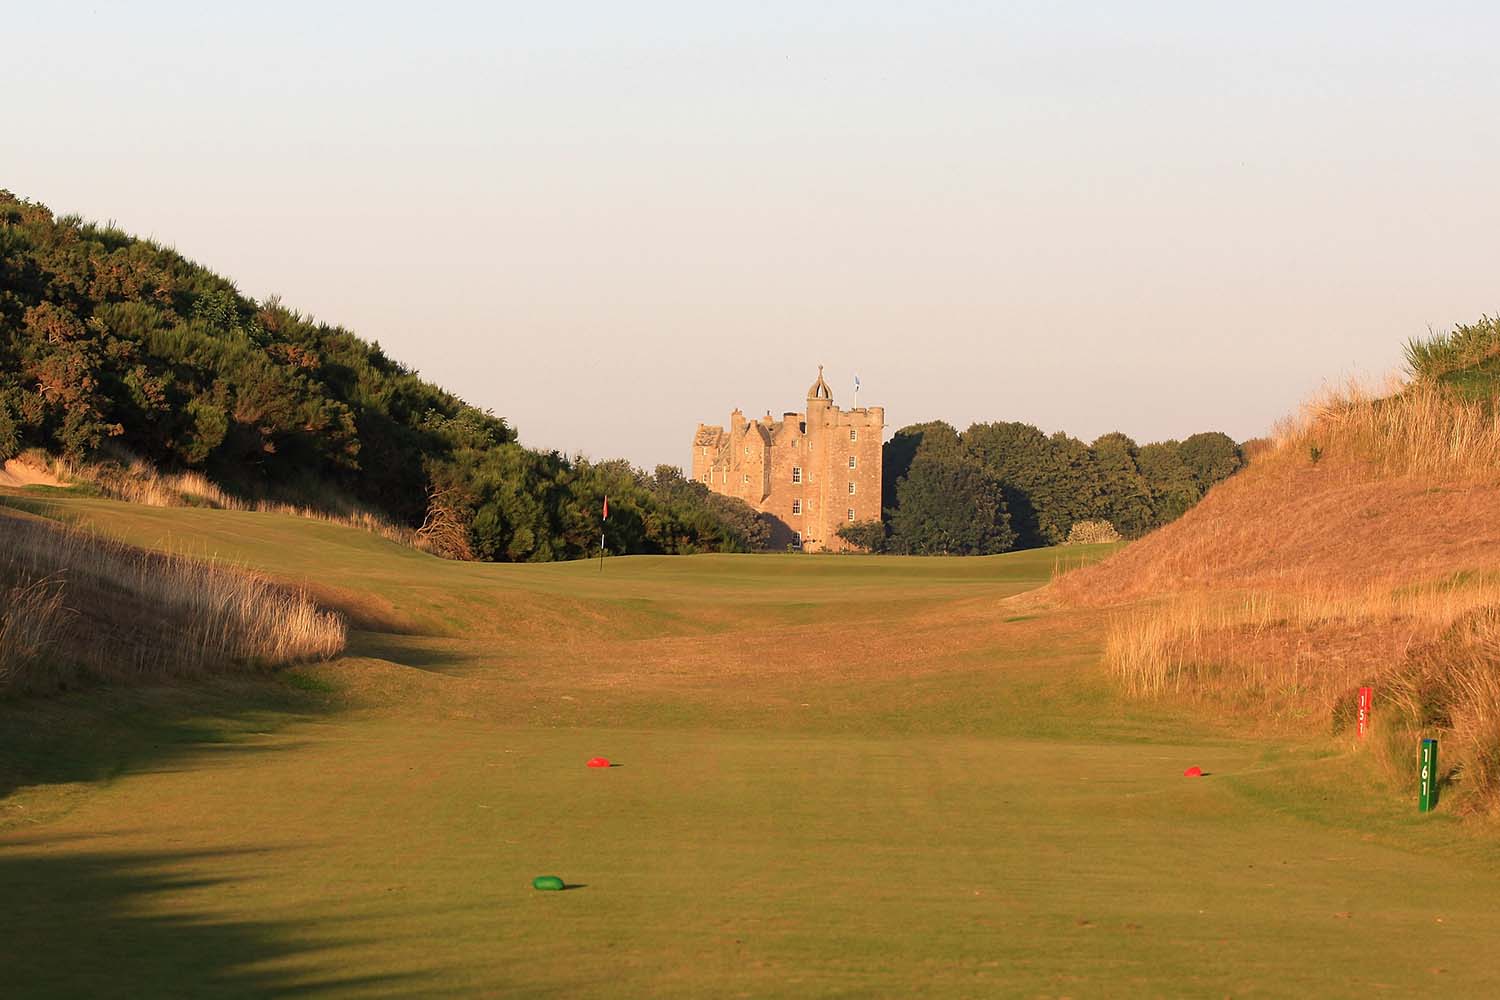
[3,493,1499,998]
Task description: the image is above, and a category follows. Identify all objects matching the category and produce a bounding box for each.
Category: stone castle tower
[691,367,885,552]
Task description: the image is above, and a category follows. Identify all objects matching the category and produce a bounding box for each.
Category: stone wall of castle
[692,370,884,552]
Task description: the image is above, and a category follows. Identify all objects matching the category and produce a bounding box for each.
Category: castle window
[848,508,855,522]
[799,422,806,434]
[848,482,856,495]
[792,499,802,516]
[792,531,802,549]
[742,474,749,485]
[848,456,857,470]
[850,428,858,442]
[792,467,802,484]
[744,445,749,456]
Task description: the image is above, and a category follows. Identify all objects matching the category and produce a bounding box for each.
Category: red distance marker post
[1357,686,1372,740]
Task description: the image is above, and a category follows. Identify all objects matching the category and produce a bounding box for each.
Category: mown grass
[5,494,1500,997]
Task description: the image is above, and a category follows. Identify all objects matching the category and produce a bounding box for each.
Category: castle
[692,368,885,552]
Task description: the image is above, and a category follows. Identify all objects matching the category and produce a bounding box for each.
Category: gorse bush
[1065,520,1121,545]
[0,511,346,695]
[0,190,764,561]
[1404,315,1500,381]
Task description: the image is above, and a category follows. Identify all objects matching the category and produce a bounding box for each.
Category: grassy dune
[1057,375,1500,814]
[4,493,1500,997]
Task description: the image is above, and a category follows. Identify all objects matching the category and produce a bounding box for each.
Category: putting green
[3,493,1499,998]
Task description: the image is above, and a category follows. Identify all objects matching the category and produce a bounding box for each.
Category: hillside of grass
[1056,320,1500,811]
[0,190,766,560]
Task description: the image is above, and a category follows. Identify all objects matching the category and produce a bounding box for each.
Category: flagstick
[599,529,605,571]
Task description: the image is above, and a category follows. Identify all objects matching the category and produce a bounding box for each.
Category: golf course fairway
[4,494,1500,998]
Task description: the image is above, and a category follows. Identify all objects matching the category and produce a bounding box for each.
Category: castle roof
[806,365,832,402]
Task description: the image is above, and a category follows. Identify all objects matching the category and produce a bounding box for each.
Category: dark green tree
[1090,432,1153,537]
[1137,441,1201,527]
[888,455,1015,555]
[882,420,962,512]
[1178,431,1244,493]
[836,519,887,552]
[960,421,1051,547]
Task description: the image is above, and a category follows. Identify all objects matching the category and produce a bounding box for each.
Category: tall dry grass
[1272,378,1500,481]
[1381,607,1500,813]
[0,512,346,695]
[0,576,68,691]
[1106,579,1500,700]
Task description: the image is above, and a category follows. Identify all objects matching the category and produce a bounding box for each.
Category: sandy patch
[0,458,67,489]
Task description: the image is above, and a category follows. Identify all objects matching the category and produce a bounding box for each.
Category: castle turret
[806,365,833,407]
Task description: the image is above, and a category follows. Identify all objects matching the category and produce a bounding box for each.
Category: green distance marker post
[1419,738,1438,813]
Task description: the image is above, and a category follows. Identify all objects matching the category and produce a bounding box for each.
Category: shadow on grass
[0,678,334,807]
[0,842,431,998]
[344,633,472,673]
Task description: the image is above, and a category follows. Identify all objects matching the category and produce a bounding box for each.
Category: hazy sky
[8,2,1498,469]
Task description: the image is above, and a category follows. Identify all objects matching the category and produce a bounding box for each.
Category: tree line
[838,420,1244,555]
[0,191,765,559]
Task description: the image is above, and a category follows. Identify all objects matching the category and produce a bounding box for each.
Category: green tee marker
[532,875,566,891]
[1419,738,1438,812]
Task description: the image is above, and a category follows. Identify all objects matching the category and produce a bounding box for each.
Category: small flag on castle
[854,374,861,398]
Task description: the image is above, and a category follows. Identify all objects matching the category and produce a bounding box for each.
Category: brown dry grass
[1059,376,1500,810]
[0,509,345,695]
[1104,580,1500,704]
[1055,381,1500,606]
[1380,607,1500,810]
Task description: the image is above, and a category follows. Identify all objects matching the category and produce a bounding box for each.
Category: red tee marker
[586,757,611,768]
[1183,766,1203,777]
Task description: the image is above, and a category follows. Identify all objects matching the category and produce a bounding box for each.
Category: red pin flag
[602,495,609,520]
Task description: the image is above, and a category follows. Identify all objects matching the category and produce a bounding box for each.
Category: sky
[7,2,1499,469]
